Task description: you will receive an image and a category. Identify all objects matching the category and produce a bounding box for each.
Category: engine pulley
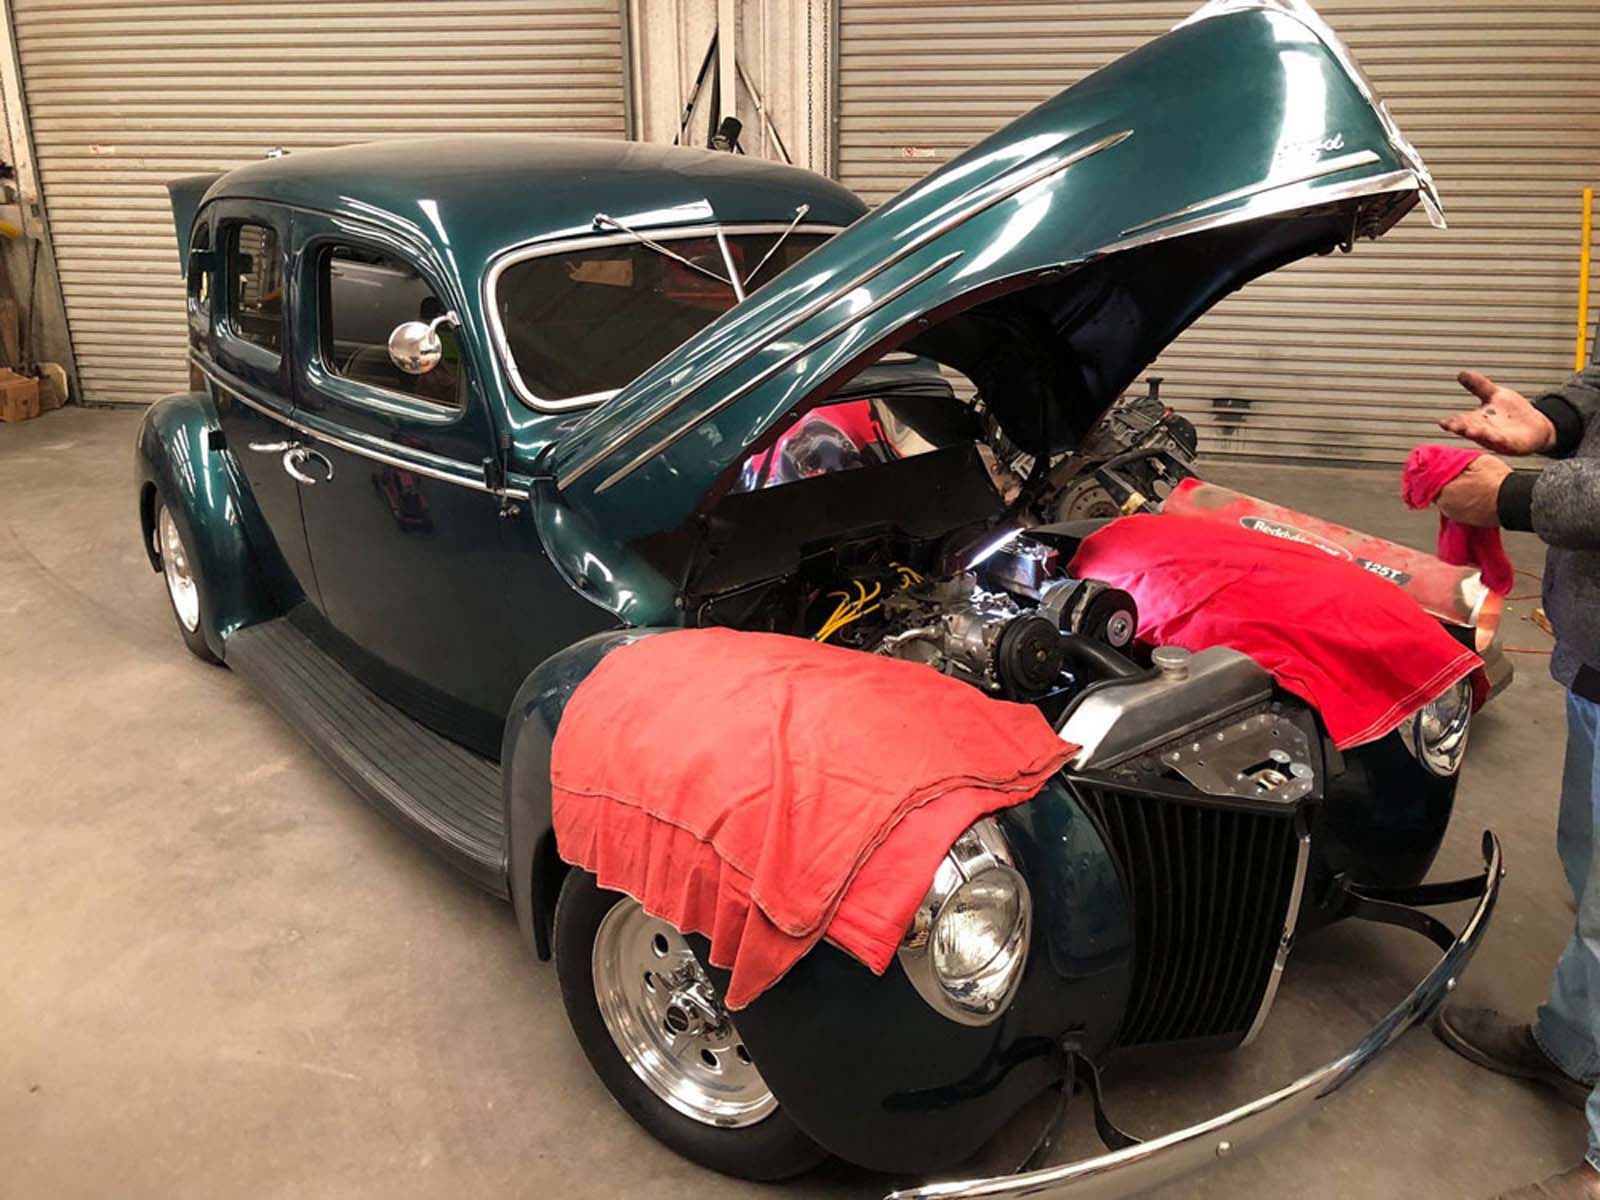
[1041,578,1138,649]
[995,614,1067,700]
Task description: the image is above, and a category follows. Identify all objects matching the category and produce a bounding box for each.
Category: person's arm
[1528,364,1600,458]
[1439,368,1598,457]
[1497,457,1600,550]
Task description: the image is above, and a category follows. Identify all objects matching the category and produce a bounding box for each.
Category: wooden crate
[0,371,40,423]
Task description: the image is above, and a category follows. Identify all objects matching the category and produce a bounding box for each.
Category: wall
[0,17,75,397]
[629,0,831,174]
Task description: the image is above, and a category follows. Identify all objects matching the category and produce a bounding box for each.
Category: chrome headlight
[898,819,1031,1025]
[1397,678,1473,776]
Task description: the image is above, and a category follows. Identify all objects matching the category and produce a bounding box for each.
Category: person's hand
[1436,455,1512,527]
[1439,370,1556,455]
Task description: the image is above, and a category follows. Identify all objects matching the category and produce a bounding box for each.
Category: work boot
[1491,1162,1600,1199]
[1435,1005,1592,1110]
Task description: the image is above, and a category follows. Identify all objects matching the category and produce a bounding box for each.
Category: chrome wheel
[590,898,776,1128]
[158,506,200,633]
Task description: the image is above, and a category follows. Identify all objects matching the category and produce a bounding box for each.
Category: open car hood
[553,0,1442,541]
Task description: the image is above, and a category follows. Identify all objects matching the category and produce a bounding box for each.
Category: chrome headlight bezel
[897,818,1032,1026]
[1397,678,1473,776]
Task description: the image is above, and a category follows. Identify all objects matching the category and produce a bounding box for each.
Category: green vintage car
[138,1,1500,1195]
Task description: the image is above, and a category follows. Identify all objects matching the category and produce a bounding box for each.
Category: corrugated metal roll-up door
[837,1,1600,464]
[11,0,629,407]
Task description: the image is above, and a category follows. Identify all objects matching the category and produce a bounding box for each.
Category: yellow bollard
[1578,187,1593,371]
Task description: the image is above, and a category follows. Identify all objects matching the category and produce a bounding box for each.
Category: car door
[198,202,320,610]
[285,212,514,755]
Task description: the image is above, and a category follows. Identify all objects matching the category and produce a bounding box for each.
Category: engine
[809,536,1140,706]
[875,574,1067,699]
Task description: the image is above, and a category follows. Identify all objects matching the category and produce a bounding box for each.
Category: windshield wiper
[593,203,813,300]
[592,212,736,289]
[743,203,811,290]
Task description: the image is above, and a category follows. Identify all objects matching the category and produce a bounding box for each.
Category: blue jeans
[1534,690,1600,1171]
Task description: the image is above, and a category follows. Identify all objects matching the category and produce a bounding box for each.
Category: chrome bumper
[886,832,1502,1200]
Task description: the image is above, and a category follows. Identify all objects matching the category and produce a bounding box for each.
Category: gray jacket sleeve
[1524,458,1600,550]
[1497,365,1600,549]
[1533,364,1600,457]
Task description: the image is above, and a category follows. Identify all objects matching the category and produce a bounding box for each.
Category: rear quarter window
[226,222,283,354]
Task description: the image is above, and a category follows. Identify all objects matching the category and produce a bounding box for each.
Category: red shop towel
[1070,512,1480,749]
[1401,444,1515,596]
[551,629,1076,1009]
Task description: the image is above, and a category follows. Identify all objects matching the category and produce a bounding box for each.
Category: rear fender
[135,390,274,659]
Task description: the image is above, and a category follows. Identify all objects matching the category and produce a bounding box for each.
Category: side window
[227,222,284,354]
[187,223,211,338]
[322,244,464,410]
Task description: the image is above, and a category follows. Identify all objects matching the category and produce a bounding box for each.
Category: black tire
[153,499,222,665]
[553,869,825,1181]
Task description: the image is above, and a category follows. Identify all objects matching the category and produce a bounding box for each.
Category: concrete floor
[0,406,1583,1198]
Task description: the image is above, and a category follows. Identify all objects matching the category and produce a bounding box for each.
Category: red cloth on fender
[550,629,1076,1009]
[1400,445,1515,596]
[1069,512,1481,749]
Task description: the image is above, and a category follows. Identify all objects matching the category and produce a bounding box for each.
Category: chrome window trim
[1239,818,1312,1047]
[301,365,462,427]
[482,222,848,415]
[192,355,529,502]
[557,128,1134,489]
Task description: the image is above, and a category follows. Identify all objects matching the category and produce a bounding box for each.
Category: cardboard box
[0,371,39,422]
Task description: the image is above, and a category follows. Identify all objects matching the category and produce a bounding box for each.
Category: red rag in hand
[1400,445,1515,596]
[550,629,1076,1009]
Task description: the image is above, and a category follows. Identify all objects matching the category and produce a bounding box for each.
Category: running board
[225,616,508,895]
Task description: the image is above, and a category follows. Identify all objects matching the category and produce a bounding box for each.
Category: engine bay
[693,522,1146,724]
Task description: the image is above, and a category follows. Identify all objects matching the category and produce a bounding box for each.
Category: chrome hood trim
[1178,0,1445,229]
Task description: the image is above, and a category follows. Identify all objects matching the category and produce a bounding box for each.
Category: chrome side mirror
[387,311,458,375]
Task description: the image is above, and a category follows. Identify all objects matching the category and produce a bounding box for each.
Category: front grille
[1074,782,1301,1048]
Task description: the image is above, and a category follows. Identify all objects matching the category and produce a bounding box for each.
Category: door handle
[247,439,298,453]
[281,446,334,486]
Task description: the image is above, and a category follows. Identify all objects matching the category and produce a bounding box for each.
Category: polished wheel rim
[158,507,200,633]
[591,898,777,1128]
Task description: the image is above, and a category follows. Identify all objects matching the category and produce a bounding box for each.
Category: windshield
[492,229,834,409]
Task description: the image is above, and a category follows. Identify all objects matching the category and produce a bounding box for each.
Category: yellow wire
[814,591,854,642]
[815,578,883,642]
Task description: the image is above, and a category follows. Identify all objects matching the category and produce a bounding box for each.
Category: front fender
[721,778,1133,1173]
[135,391,273,659]
[501,628,668,959]
[502,636,1133,1170]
